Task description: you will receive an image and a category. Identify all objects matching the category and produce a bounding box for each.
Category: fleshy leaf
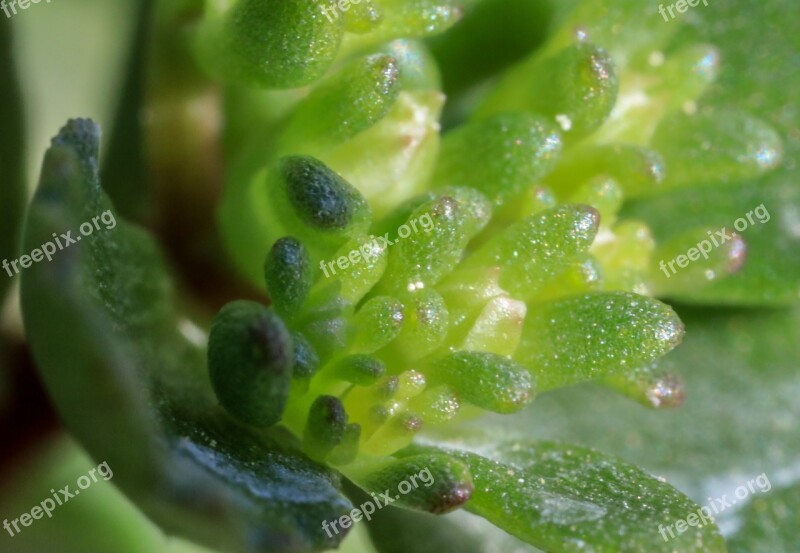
[429,351,534,414]
[411,441,726,552]
[195,0,344,88]
[279,54,401,156]
[344,453,473,514]
[545,144,666,198]
[651,110,783,190]
[515,291,684,390]
[20,120,352,553]
[625,177,800,305]
[467,306,800,542]
[432,112,561,206]
[208,301,294,427]
[477,43,618,141]
[463,204,600,300]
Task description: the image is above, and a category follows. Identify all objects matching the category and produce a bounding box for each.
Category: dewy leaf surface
[515,292,684,390]
[410,441,726,553]
[452,306,800,545]
[20,120,352,553]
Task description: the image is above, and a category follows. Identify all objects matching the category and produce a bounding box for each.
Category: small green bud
[329,354,386,386]
[280,156,370,232]
[433,112,561,206]
[304,395,349,462]
[478,44,618,141]
[652,110,783,190]
[466,204,600,300]
[432,351,534,414]
[328,423,362,466]
[386,289,449,362]
[279,55,400,155]
[291,331,320,380]
[264,237,311,317]
[546,144,666,198]
[208,301,293,426]
[516,292,684,390]
[349,296,404,353]
[380,194,489,293]
[195,0,344,88]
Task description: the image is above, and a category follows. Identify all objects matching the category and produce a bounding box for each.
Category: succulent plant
[8,0,799,552]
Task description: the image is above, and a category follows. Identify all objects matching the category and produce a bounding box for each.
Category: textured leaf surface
[453,306,800,547]
[20,121,351,553]
[515,292,684,390]
[412,442,725,552]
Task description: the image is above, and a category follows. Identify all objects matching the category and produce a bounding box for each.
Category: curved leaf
[411,441,726,552]
[20,120,351,553]
[458,306,800,545]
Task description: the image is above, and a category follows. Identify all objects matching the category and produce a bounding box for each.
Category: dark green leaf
[21,120,351,553]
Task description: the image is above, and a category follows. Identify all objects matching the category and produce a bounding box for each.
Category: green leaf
[625,177,800,305]
[545,144,666,198]
[515,292,684,390]
[0,437,217,553]
[222,155,372,284]
[320,89,444,220]
[379,193,490,294]
[463,204,600,300]
[363,506,544,553]
[279,54,401,156]
[627,0,800,306]
[467,306,800,544]
[432,112,562,206]
[195,0,345,88]
[344,453,473,514]
[651,110,783,191]
[0,16,25,304]
[430,351,534,414]
[264,237,313,318]
[414,441,726,552]
[340,0,464,52]
[545,0,676,70]
[476,43,618,141]
[21,120,351,553]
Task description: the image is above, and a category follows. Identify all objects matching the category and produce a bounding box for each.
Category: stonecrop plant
[13,0,799,552]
